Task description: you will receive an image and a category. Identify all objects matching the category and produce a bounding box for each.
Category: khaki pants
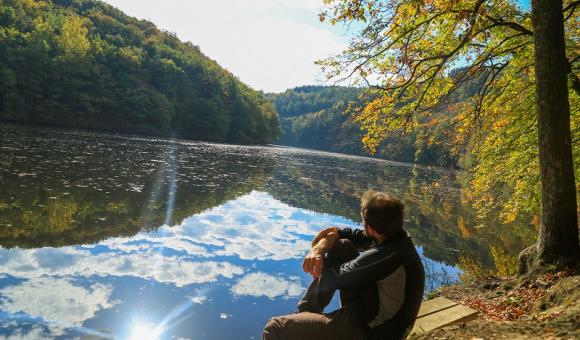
[263,240,367,340]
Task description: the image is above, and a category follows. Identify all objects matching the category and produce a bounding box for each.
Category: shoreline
[412,268,580,339]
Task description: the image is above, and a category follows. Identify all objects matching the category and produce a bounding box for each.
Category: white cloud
[102,237,208,257]
[0,277,115,327]
[188,295,208,305]
[0,248,243,287]
[144,191,349,260]
[101,0,348,92]
[98,191,356,261]
[0,324,64,340]
[231,272,303,299]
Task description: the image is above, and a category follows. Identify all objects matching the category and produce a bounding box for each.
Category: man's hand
[302,249,325,278]
[311,226,339,246]
[303,229,339,277]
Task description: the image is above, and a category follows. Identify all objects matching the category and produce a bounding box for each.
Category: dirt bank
[412,269,580,339]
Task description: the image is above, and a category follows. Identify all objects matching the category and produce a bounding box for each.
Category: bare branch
[563,0,580,13]
[483,15,534,36]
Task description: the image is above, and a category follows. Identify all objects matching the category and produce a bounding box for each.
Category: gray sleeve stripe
[342,251,397,275]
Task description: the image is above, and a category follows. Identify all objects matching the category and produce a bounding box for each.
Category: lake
[0,124,535,339]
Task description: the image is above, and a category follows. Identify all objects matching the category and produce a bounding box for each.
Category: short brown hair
[360,190,405,236]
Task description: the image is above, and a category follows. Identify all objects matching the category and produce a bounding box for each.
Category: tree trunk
[530,0,579,266]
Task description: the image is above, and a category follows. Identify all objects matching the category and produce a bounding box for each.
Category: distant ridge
[266,84,477,167]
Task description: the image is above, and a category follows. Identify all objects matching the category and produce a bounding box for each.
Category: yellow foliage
[458,255,494,284]
[48,198,78,233]
[491,246,518,277]
[57,16,90,57]
[320,0,579,225]
[457,215,472,238]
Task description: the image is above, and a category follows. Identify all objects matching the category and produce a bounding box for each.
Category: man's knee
[263,317,283,340]
[327,239,358,265]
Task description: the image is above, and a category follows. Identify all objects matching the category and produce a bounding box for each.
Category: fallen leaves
[457,271,572,321]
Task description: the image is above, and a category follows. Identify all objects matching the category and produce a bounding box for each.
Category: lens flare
[163,143,178,226]
[127,323,161,340]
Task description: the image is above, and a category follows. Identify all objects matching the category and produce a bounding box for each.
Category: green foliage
[268,85,458,166]
[0,0,280,143]
[268,86,366,153]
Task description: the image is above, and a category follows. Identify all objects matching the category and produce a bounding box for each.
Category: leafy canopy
[319,0,579,223]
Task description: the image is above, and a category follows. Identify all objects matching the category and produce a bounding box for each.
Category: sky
[102,0,350,93]
[100,1,531,93]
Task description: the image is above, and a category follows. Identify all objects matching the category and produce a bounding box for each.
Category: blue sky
[102,1,532,93]
[102,0,349,93]
[519,0,531,10]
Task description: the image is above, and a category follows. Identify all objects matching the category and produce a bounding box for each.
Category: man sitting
[263,190,425,340]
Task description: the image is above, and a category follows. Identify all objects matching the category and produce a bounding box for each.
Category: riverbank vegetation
[0,0,280,144]
[268,78,484,168]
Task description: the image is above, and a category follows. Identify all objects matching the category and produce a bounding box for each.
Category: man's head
[360,190,405,238]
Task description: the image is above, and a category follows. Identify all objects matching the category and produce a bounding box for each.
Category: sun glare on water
[127,324,161,340]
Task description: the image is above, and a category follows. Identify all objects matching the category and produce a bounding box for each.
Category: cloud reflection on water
[0,190,358,337]
[103,191,356,262]
[0,277,116,339]
[0,248,244,287]
[1,191,346,290]
[231,272,303,299]
[0,191,388,338]
[0,278,115,326]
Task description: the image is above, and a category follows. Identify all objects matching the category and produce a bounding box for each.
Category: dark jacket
[323,228,425,340]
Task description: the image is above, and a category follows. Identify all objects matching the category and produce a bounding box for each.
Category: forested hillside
[267,85,459,167]
[0,0,280,144]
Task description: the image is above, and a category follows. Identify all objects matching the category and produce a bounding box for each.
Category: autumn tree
[57,15,90,57]
[319,0,579,270]
[528,0,578,268]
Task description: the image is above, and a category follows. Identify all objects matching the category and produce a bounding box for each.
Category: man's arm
[322,246,401,289]
[338,227,373,245]
[302,228,339,277]
[310,227,339,246]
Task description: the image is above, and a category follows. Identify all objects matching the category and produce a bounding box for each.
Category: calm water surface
[0,124,534,339]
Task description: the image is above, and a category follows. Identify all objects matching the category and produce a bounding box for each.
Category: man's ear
[365,224,376,237]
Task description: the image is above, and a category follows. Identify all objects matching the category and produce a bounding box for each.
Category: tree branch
[483,15,534,36]
[563,0,580,13]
